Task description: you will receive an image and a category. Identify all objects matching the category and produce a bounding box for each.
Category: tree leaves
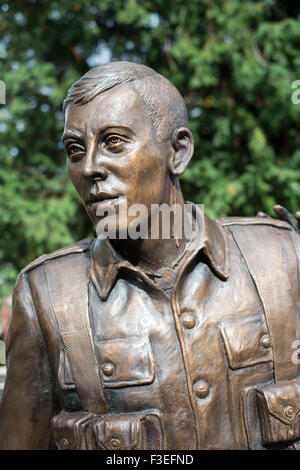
[0,0,300,301]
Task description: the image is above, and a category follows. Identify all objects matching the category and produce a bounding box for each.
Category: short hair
[63,61,188,141]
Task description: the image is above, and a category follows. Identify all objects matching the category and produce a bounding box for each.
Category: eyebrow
[62,132,83,142]
[62,123,135,142]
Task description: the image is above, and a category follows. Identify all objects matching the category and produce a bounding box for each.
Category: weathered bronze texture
[1,62,300,450]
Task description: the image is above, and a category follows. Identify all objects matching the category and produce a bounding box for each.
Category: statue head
[62,61,194,235]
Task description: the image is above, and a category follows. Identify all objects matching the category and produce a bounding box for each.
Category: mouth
[86,194,123,208]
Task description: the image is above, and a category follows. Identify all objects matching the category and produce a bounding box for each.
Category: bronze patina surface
[1,62,300,450]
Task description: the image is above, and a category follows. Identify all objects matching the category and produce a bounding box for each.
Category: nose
[81,145,108,182]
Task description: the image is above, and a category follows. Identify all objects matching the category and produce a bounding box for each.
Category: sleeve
[0,272,57,449]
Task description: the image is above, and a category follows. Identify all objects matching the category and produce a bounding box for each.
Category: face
[63,84,172,236]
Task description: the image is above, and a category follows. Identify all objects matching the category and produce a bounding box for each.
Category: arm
[0,272,57,449]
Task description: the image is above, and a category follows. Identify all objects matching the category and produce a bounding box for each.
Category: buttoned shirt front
[85,211,271,449]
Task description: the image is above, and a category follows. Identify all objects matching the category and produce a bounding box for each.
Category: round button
[261,334,271,349]
[109,438,120,449]
[181,313,196,329]
[102,363,114,377]
[194,379,210,399]
[155,268,177,290]
[285,406,294,418]
[61,438,69,449]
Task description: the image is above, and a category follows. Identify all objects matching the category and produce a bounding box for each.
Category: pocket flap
[220,316,272,369]
[93,414,143,450]
[98,336,155,387]
[256,380,300,425]
[52,411,97,450]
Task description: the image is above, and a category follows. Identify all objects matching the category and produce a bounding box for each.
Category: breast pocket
[219,316,273,369]
[97,336,155,388]
[219,315,274,449]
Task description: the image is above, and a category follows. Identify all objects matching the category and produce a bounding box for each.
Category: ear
[168,127,194,176]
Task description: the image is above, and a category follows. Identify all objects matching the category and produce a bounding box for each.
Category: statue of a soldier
[1,62,300,450]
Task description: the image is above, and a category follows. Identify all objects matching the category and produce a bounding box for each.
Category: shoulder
[216,215,300,273]
[218,204,300,236]
[19,237,94,277]
[216,215,295,253]
[12,239,94,327]
[217,215,292,231]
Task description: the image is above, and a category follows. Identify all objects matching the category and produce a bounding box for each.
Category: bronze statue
[1,61,300,450]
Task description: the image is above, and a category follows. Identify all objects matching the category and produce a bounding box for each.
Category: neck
[110,186,190,273]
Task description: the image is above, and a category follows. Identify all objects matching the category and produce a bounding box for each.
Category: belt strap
[231,226,297,382]
[44,254,107,414]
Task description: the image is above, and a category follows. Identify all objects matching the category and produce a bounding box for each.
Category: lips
[86,193,120,206]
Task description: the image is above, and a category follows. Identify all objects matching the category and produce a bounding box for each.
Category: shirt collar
[90,203,230,300]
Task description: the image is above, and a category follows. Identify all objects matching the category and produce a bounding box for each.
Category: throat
[110,234,192,278]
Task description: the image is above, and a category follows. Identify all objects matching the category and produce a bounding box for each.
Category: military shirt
[0,207,300,450]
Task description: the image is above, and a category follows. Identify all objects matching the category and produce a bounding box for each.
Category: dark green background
[0,0,300,303]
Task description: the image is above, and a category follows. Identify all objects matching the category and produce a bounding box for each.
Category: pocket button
[285,405,295,418]
[109,438,120,450]
[102,363,114,377]
[61,438,69,449]
[261,334,271,349]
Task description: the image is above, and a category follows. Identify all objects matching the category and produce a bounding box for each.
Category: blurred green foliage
[0,0,300,301]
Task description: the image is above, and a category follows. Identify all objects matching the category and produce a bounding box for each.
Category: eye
[69,144,84,154]
[104,135,123,146]
[103,134,126,153]
[66,143,85,159]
